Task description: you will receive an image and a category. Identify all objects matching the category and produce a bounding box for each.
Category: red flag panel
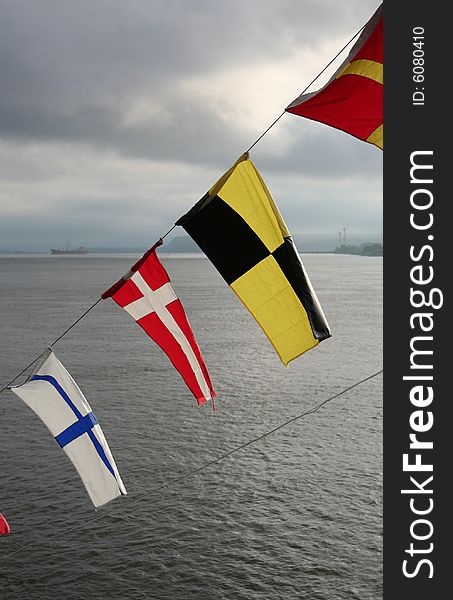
[0,513,11,536]
[103,247,216,406]
[286,4,383,149]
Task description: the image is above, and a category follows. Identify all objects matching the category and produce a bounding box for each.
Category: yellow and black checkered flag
[176,153,331,366]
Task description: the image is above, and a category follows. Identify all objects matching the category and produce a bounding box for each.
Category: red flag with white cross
[102,241,216,406]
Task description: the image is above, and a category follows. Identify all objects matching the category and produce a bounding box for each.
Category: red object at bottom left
[0,512,11,536]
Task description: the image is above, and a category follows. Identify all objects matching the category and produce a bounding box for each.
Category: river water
[0,254,382,599]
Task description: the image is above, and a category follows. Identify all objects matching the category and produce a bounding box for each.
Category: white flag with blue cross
[9,349,126,508]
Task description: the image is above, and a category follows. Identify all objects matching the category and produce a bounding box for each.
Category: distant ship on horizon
[50,246,88,255]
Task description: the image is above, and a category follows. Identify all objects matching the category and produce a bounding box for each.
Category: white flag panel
[10,349,126,508]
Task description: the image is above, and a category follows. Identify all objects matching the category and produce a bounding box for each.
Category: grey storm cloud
[0,0,382,250]
[0,0,379,154]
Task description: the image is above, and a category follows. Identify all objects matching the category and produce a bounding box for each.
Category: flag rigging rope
[0,299,102,395]
[0,17,368,396]
[246,20,367,152]
[0,368,382,560]
[0,10,382,562]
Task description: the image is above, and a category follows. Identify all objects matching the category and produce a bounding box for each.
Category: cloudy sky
[0,0,382,251]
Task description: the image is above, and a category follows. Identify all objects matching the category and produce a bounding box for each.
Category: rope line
[0,299,102,395]
[160,224,176,241]
[0,18,378,558]
[48,298,102,348]
[0,368,382,560]
[246,19,367,152]
[0,17,367,398]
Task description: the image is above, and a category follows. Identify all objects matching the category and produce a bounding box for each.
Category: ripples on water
[0,255,382,599]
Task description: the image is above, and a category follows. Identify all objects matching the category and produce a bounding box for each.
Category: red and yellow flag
[286,5,383,150]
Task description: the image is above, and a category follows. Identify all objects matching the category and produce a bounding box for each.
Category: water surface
[0,254,382,599]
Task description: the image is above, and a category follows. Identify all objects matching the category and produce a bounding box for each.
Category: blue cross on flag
[9,349,126,508]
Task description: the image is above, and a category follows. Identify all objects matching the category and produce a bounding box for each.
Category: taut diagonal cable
[0,298,102,395]
[0,368,382,560]
[0,16,367,399]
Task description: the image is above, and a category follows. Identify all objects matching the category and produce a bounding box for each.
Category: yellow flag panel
[176,153,331,365]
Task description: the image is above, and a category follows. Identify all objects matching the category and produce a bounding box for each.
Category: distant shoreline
[0,250,383,258]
